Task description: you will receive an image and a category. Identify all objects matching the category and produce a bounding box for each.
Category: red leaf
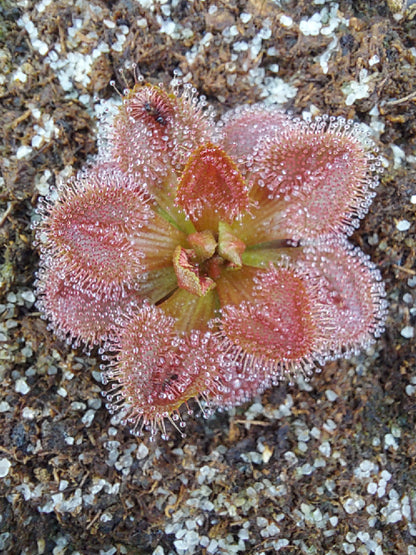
[175,144,251,230]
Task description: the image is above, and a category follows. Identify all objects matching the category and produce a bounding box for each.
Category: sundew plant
[34,76,387,440]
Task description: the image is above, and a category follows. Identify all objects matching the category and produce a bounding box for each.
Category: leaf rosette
[35,80,387,439]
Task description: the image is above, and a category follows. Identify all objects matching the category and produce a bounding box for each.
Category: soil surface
[1,1,415,554]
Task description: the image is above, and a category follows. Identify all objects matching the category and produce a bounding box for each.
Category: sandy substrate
[1,0,416,553]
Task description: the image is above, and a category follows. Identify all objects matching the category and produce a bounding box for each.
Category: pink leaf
[103,304,224,439]
[175,143,251,229]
